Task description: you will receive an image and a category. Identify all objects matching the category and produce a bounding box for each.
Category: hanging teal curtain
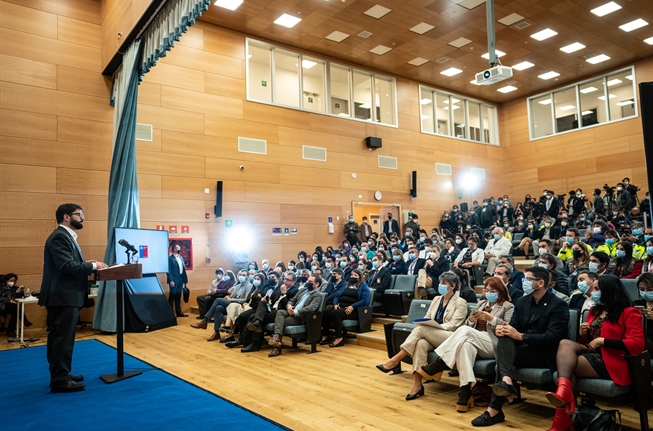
[141,0,211,78]
[93,39,142,332]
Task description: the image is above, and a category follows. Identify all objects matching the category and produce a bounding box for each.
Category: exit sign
[261,80,267,87]
[225,220,232,227]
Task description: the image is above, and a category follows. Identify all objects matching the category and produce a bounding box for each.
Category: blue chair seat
[513,367,553,386]
[474,359,497,377]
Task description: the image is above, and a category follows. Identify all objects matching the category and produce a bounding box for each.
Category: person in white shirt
[454,237,485,270]
[484,228,513,275]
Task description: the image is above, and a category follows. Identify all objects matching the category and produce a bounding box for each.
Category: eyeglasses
[70,212,84,218]
[523,277,542,282]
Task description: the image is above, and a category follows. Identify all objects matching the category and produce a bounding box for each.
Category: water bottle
[25,288,31,297]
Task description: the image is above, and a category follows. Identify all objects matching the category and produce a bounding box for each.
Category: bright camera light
[225,226,253,254]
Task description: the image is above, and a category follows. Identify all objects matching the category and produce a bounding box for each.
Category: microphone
[118,239,137,254]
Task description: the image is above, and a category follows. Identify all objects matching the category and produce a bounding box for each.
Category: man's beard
[71,220,84,230]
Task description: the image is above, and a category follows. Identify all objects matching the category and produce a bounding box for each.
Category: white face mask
[538,247,548,256]
[7,281,15,287]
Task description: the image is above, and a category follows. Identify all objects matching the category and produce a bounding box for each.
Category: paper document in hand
[413,317,443,329]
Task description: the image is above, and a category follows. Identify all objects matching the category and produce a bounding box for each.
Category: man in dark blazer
[167,243,188,317]
[366,253,392,302]
[498,256,524,301]
[404,246,426,276]
[472,266,569,427]
[383,213,400,236]
[39,203,108,393]
[543,190,560,219]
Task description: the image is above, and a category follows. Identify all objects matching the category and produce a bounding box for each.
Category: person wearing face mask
[479,199,496,229]
[358,216,373,243]
[322,257,336,282]
[0,273,29,338]
[588,251,611,276]
[542,190,560,219]
[320,269,371,347]
[634,273,653,352]
[241,272,301,352]
[596,229,620,257]
[623,222,646,259]
[383,213,400,236]
[443,238,460,263]
[423,244,450,285]
[224,272,269,348]
[260,259,273,275]
[454,237,484,272]
[440,211,456,234]
[191,270,252,341]
[296,252,308,270]
[247,260,258,272]
[268,274,323,357]
[404,246,427,276]
[515,219,538,258]
[323,268,347,299]
[196,268,235,319]
[533,239,564,271]
[471,266,569,427]
[538,254,569,296]
[376,271,468,400]
[167,243,189,317]
[420,277,514,412]
[543,275,643,431]
[569,271,599,316]
[557,228,592,262]
[484,228,512,276]
[387,249,407,275]
[566,242,591,277]
[585,220,607,248]
[365,253,392,304]
[344,216,360,247]
[641,237,653,273]
[405,213,421,239]
[532,216,562,252]
[615,182,633,211]
[494,260,522,301]
[592,188,605,216]
[611,241,642,279]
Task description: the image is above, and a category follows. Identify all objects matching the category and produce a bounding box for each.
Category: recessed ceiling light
[302,60,317,69]
[410,22,435,34]
[645,36,653,45]
[512,61,534,70]
[369,45,392,55]
[531,28,558,41]
[538,99,552,105]
[325,31,350,42]
[215,0,243,10]
[497,85,518,93]
[408,57,429,66]
[274,13,301,28]
[449,37,473,48]
[364,5,392,19]
[582,110,593,115]
[559,105,576,111]
[560,42,586,53]
[590,1,622,17]
[598,94,617,100]
[586,54,610,64]
[620,19,648,32]
[538,71,560,80]
[497,13,525,26]
[580,86,598,94]
[607,78,622,86]
[481,50,506,59]
[441,67,462,76]
[420,98,432,105]
[616,100,634,106]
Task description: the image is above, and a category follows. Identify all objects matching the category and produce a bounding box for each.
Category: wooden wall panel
[0,136,112,170]
[0,1,58,38]
[138,173,162,198]
[206,157,281,184]
[58,15,101,48]
[138,82,161,106]
[0,191,108,221]
[0,164,56,193]
[136,104,205,134]
[145,62,205,92]
[57,65,111,98]
[160,86,243,119]
[56,168,109,195]
[0,54,57,88]
[57,116,113,146]
[137,150,206,178]
[0,110,57,141]
[6,0,100,24]
[204,73,246,99]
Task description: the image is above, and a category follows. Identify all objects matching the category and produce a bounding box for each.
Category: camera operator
[622,177,639,203]
[594,187,606,216]
[615,182,633,211]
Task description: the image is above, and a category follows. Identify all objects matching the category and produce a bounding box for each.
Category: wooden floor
[1,318,647,431]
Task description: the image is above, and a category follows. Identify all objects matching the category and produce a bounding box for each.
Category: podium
[96,264,142,383]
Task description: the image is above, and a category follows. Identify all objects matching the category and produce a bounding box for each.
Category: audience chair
[342,288,375,334]
[620,279,640,302]
[383,275,416,317]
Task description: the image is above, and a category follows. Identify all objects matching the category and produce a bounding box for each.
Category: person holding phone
[635,273,653,352]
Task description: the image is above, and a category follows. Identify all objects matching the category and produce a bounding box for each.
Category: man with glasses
[472,266,569,427]
[39,203,108,393]
[493,261,522,301]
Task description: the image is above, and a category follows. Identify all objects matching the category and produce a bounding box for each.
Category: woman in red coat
[544,274,645,431]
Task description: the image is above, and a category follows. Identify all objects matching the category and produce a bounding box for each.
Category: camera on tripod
[603,184,615,195]
[557,193,566,201]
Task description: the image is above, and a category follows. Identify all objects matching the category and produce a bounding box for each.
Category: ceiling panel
[200,0,653,102]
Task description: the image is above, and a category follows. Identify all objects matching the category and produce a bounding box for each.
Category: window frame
[418,85,499,146]
[527,65,638,141]
[246,38,398,128]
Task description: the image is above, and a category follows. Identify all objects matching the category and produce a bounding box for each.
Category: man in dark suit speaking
[167,243,188,317]
[383,212,400,236]
[39,203,108,393]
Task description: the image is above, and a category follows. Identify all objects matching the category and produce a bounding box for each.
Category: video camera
[603,184,615,195]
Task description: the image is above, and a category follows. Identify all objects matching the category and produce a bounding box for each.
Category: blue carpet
[0,339,287,431]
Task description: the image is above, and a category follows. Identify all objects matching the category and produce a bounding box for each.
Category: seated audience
[538,253,569,296]
[419,277,514,412]
[443,238,460,263]
[543,275,644,430]
[221,272,267,343]
[454,237,484,271]
[0,273,31,336]
[405,246,426,276]
[557,228,592,262]
[471,266,569,427]
[642,237,653,273]
[376,272,468,400]
[635,273,653,352]
[268,275,323,357]
[566,242,591,276]
[483,228,512,275]
[585,220,607,248]
[534,239,563,270]
[611,241,642,279]
[596,229,619,257]
[387,249,406,275]
[196,268,234,319]
[515,221,538,257]
[321,269,370,347]
[588,251,611,275]
[569,271,599,315]
[449,267,478,304]
[424,245,451,284]
[365,253,392,304]
[497,256,524,301]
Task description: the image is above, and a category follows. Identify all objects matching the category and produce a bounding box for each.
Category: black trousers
[234,308,256,334]
[168,287,182,315]
[2,302,18,331]
[489,336,551,411]
[196,294,213,318]
[46,306,79,385]
[322,307,357,338]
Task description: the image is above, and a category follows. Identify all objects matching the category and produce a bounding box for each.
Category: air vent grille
[436,163,452,175]
[378,155,398,169]
[136,123,152,141]
[471,167,486,179]
[358,31,373,38]
[515,21,531,29]
[302,145,327,161]
[238,137,267,154]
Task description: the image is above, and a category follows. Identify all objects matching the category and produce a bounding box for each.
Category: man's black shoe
[492,381,518,399]
[241,343,260,353]
[471,410,505,427]
[225,340,241,348]
[176,313,188,317]
[246,320,262,333]
[69,374,84,383]
[51,380,86,393]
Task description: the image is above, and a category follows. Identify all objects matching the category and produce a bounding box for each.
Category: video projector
[475,65,513,85]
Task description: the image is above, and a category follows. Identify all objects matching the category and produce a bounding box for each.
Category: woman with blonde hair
[419,277,514,412]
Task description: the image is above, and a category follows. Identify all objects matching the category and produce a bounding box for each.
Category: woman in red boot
[545,274,645,430]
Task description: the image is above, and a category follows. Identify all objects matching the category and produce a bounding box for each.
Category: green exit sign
[225,220,232,227]
[261,80,267,87]
[458,194,463,199]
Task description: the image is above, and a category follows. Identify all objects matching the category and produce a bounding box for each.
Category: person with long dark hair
[611,240,642,278]
[320,269,370,347]
[544,274,644,430]
[635,272,653,353]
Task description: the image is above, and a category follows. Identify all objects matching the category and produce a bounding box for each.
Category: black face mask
[297,276,308,283]
[305,282,314,290]
[572,249,582,259]
[330,276,337,283]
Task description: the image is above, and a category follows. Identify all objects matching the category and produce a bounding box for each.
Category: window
[419,86,499,145]
[528,66,637,140]
[246,39,397,126]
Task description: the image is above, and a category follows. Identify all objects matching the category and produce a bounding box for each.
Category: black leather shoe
[69,374,84,383]
[419,357,446,381]
[51,380,86,393]
[405,385,425,401]
[329,338,345,348]
[241,343,260,353]
[219,335,235,344]
[376,363,401,374]
[246,320,262,333]
[176,313,188,317]
[492,381,518,400]
[471,410,505,427]
[225,340,241,348]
